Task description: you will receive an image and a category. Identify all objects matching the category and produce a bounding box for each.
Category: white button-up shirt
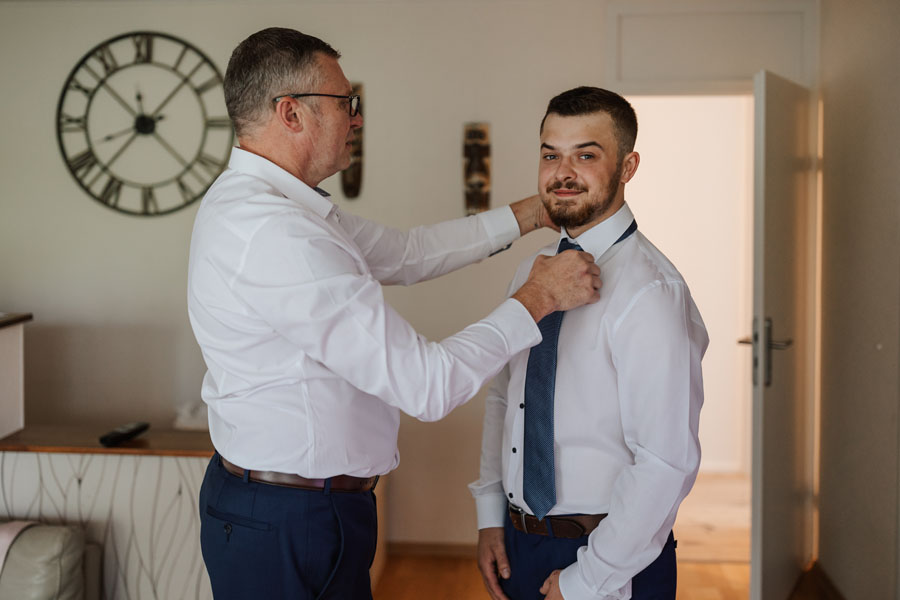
[187,148,540,478]
[469,203,708,600]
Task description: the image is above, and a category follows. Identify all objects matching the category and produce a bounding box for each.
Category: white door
[750,70,812,600]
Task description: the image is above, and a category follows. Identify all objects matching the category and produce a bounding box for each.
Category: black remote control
[99,422,150,447]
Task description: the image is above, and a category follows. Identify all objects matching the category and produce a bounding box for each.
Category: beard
[541,161,623,230]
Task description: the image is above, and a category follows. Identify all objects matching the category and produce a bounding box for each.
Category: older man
[470,87,708,600]
[188,29,602,599]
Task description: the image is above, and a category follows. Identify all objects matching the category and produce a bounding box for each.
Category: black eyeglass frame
[272,93,361,116]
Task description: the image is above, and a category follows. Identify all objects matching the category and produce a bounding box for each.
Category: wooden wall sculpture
[341,82,363,199]
[463,122,490,215]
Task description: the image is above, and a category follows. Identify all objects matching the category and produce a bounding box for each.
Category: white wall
[818,0,900,596]
[627,95,754,474]
[0,0,607,547]
[0,0,604,425]
[0,0,775,551]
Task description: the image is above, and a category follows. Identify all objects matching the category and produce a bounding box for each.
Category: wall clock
[56,31,234,216]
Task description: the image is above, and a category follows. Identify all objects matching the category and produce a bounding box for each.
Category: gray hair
[224,27,340,138]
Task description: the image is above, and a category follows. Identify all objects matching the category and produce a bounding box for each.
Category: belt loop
[323,477,333,495]
[545,518,555,538]
[242,469,250,483]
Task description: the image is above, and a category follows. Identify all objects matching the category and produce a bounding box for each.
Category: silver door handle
[737,336,792,350]
[764,319,792,386]
[739,319,792,387]
[769,339,793,350]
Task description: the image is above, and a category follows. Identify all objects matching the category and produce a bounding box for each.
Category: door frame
[603,0,823,581]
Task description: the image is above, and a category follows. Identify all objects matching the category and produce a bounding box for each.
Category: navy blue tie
[521,221,636,520]
[522,237,581,520]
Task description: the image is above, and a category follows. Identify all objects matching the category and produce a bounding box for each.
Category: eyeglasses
[272,93,361,117]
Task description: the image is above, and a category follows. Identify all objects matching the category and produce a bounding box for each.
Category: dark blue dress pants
[199,454,377,599]
[500,511,677,600]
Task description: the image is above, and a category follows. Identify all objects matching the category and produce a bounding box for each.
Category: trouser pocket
[200,504,279,598]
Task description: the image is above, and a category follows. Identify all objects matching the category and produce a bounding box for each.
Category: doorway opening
[627,94,754,594]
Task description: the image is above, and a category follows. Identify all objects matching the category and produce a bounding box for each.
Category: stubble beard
[541,161,623,231]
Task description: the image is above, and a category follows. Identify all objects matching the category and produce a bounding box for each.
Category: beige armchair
[0,522,101,600]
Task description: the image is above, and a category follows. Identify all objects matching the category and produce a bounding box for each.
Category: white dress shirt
[469,203,708,600]
[187,147,540,478]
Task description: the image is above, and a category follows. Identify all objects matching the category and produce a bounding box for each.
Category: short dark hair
[224,27,340,138]
[540,87,638,161]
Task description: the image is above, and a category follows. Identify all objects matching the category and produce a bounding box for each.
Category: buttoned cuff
[475,493,508,530]
[478,206,520,254]
[485,298,542,355]
[559,564,630,600]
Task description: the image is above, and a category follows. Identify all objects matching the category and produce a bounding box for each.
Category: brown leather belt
[509,504,607,539]
[220,456,378,493]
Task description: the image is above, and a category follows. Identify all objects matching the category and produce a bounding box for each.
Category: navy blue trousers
[500,511,677,600]
[198,454,377,600]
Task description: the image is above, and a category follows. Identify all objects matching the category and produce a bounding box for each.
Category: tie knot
[557,238,582,254]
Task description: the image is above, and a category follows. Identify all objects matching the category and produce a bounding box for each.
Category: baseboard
[388,541,478,559]
[790,562,846,600]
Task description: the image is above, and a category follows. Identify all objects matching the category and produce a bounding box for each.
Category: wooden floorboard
[374,557,750,600]
[674,473,750,563]
[679,562,750,600]
[375,473,753,599]
[374,556,491,600]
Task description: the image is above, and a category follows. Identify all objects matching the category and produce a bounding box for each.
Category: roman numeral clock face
[56,32,234,216]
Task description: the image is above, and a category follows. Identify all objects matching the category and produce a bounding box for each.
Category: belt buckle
[509,503,528,533]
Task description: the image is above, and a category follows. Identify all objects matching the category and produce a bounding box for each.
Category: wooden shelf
[0,313,33,329]
[0,424,214,457]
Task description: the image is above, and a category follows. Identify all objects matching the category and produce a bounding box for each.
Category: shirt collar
[560,202,635,259]
[228,147,336,219]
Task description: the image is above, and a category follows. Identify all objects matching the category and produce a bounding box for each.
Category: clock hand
[97,125,136,144]
[87,111,170,185]
[105,132,139,170]
[149,60,204,118]
[136,88,146,114]
[96,114,164,145]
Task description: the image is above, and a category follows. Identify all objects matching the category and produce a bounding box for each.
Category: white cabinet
[0,313,31,439]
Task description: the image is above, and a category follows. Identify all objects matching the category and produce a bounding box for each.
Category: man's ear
[620,151,640,184]
[273,99,305,133]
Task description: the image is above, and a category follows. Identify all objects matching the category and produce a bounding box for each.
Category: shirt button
[512,447,517,453]
[508,492,513,499]
[519,403,525,409]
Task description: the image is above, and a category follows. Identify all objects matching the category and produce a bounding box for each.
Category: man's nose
[555,160,576,181]
[351,112,363,129]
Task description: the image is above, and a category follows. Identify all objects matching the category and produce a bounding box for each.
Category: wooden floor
[376,474,753,599]
[374,557,750,600]
[374,556,490,600]
[674,473,750,563]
